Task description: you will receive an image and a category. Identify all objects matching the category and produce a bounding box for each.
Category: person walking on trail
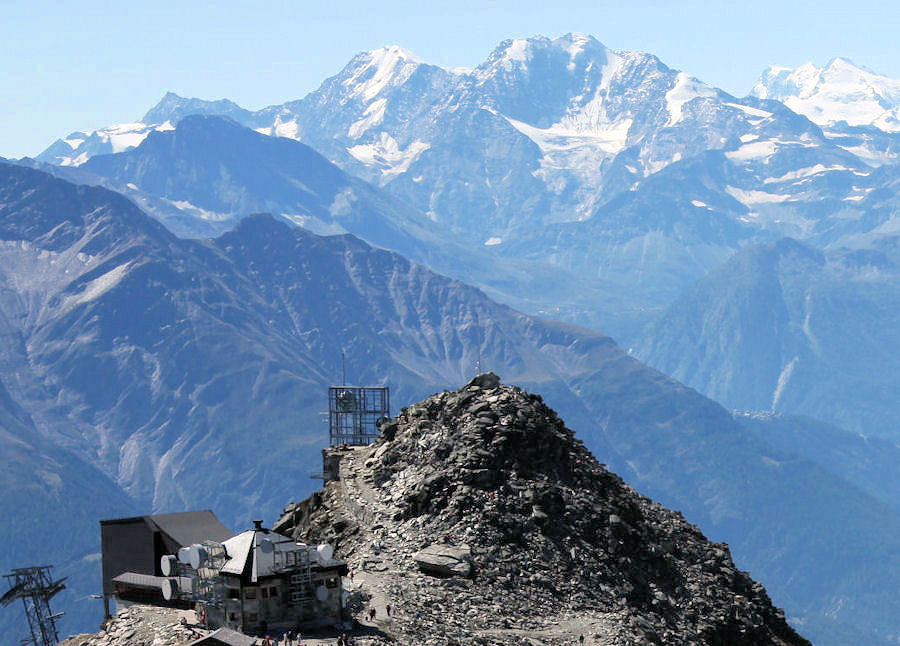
[386,603,391,617]
[369,606,377,621]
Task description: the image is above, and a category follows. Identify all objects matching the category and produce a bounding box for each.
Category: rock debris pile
[277,374,810,645]
[60,606,197,646]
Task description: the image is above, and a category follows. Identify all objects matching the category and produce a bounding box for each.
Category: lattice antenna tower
[328,385,390,446]
[1,566,66,646]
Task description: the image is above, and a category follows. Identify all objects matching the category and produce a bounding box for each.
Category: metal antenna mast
[1,566,66,646]
[341,351,346,386]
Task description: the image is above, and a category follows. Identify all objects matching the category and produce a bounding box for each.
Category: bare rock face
[277,375,811,645]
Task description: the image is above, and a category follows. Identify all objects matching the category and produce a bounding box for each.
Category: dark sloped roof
[101,510,233,545]
[147,511,234,546]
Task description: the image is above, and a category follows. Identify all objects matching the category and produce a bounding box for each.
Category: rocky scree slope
[277,374,809,646]
[60,606,198,646]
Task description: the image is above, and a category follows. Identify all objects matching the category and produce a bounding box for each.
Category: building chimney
[252,520,264,530]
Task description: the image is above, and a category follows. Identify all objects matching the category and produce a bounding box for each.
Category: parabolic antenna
[162,577,179,601]
[315,585,329,602]
[160,555,177,577]
[189,544,208,570]
[317,544,334,562]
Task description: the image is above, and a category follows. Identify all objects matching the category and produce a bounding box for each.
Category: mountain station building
[100,513,347,634]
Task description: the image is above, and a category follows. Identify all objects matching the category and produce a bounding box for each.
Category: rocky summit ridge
[275,374,809,645]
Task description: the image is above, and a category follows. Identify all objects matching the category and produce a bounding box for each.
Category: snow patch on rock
[665,73,717,126]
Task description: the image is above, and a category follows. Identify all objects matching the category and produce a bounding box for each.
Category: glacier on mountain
[752,57,900,132]
[28,34,900,345]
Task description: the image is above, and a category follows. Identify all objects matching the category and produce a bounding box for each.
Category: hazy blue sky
[3,0,898,158]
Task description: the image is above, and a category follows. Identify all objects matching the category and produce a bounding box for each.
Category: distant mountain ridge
[60,114,615,330]
[32,35,900,342]
[26,37,900,453]
[636,236,900,440]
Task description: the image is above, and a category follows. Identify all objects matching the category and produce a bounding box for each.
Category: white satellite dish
[189,544,208,570]
[177,547,191,564]
[315,585,329,602]
[162,577,179,601]
[317,544,334,562]
[260,538,274,554]
[160,555,177,576]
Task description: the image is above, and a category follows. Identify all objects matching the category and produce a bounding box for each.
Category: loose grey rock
[413,544,472,578]
[275,377,812,644]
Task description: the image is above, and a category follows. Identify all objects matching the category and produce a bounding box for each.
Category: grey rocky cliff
[276,375,809,645]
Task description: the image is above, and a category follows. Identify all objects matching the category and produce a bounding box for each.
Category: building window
[245,588,257,599]
[261,588,269,599]
[227,588,240,599]
[269,586,278,598]
[325,577,338,589]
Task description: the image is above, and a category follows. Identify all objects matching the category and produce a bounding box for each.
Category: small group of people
[337,633,358,645]
[365,603,392,622]
[261,631,301,646]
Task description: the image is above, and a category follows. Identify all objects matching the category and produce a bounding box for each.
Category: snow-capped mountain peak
[343,45,429,102]
[477,33,609,78]
[35,91,254,166]
[38,120,175,166]
[751,57,900,131]
[496,37,541,66]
